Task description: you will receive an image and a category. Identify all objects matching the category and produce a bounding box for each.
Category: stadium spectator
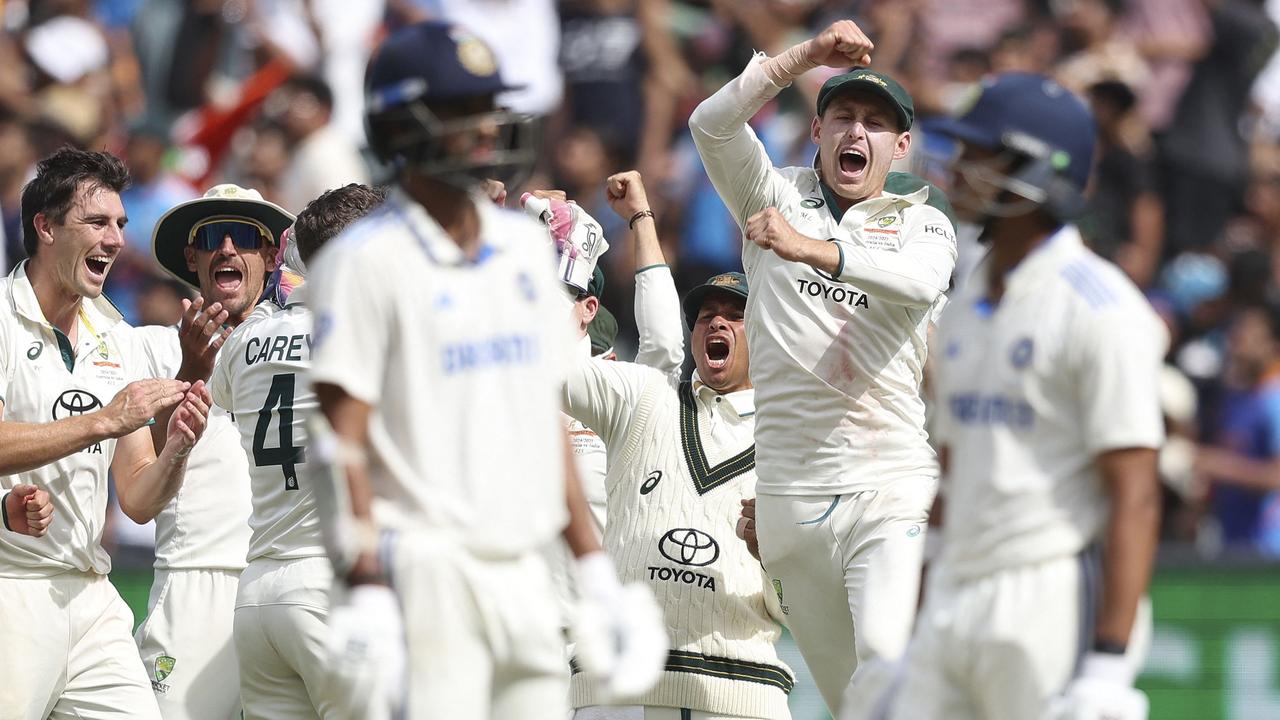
[1197,304,1280,556]
[1082,80,1163,288]
[266,74,369,214]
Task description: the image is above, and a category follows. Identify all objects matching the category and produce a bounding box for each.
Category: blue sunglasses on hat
[188,217,272,251]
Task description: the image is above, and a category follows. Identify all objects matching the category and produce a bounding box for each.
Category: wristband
[629,209,655,230]
[1,492,11,531]
[1093,639,1128,655]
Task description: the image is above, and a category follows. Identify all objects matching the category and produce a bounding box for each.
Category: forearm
[0,414,119,476]
[834,240,951,308]
[116,444,189,523]
[760,39,818,86]
[1198,447,1280,491]
[1096,451,1161,647]
[562,432,602,558]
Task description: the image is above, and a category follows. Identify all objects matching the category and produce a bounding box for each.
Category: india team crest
[154,655,176,683]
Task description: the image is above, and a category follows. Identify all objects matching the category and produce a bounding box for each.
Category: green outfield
[110,562,1280,719]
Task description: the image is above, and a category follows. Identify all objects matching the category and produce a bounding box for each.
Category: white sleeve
[129,325,181,379]
[1074,305,1166,454]
[0,314,10,405]
[208,331,237,411]
[633,264,684,384]
[834,205,957,309]
[563,357,654,451]
[308,244,394,404]
[688,53,792,226]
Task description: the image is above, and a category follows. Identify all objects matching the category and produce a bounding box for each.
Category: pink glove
[521,193,609,295]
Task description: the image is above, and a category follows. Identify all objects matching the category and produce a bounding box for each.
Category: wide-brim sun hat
[152,184,295,289]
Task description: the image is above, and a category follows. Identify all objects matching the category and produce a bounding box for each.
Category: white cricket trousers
[575,707,774,720]
[887,552,1151,720]
[0,571,161,720]
[135,567,241,719]
[235,555,339,719]
[755,481,933,718]
[388,533,569,720]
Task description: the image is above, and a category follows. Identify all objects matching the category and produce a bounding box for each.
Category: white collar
[385,186,514,267]
[691,370,756,417]
[8,260,123,332]
[969,224,1083,304]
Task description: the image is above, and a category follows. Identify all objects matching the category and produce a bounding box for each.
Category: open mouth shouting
[211,260,245,294]
[84,253,113,284]
[704,334,732,370]
[838,147,869,182]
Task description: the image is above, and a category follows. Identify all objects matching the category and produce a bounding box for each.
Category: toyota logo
[52,390,103,420]
[658,528,720,567]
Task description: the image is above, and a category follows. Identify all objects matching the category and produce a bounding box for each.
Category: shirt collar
[819,177,930,224]
[387,186,512,267]
[691,370,756,417]
[575,333,593,358]
[7,260,123,331]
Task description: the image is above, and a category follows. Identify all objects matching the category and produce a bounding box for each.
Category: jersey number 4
[253,373,305,491]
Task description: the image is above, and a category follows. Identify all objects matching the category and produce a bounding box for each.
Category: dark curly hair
[292,183,388,263]
[20,147,130,257]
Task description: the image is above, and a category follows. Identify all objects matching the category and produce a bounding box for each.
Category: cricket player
[306,20,665,719]
[0,147,212,720]
[566,170,794,720]
[208,183,386,719]
[689,19,957,716]
[131,183,295,719]
[889,74,1164,720]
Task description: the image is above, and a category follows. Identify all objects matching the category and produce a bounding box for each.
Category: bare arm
[1195,445,1280,491]
[114,382,212,523]
[0,378,189,477]
[1116,193,1164,288]
[316,381,382,584]
[1094,447,1161,649]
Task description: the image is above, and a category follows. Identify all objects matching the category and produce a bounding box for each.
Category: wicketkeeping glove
[1044,652,1148,720]
[571,551,668,700]
[326,584,407,719]
[521,193,609,296]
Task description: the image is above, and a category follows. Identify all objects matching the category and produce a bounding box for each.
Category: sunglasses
[189,217,272,251]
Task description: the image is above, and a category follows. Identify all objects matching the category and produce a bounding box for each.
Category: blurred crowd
[5,0,1280,560]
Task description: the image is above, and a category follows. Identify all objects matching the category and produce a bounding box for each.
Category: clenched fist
[3,484,53,537]
[746,207,815,263]
[806,20,874,68]
[104,379,191,438]
[605,170,652,223]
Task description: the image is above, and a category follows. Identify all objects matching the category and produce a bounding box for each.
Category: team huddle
[0,16,1162,720]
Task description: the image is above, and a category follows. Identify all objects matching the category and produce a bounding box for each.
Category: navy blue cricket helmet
[364,21,536,187]
[931,73,1096,220]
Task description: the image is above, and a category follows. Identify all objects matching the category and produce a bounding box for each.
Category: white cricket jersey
[0,262,147,578]
[307,188,572,559]
[689,54,957,495]
[565,360,792,718]
[209,285,323,562]
[932,226,1166,579]
[133,326,252,570]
